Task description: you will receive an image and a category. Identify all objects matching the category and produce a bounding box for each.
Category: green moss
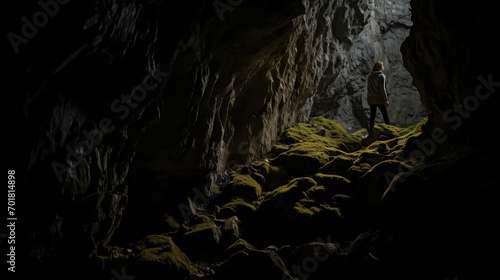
[313,173,351,186]
[394,121,422,129]
[318,154,356,176]
[293,201,318,216]
[251,172,266,185]
[347,162,372,178]
[272,142,343,176]
[305,184,327,194]
[266,177,318,200]
[226,174,263,201]
[220,197,257,216]
[225,238,264,255]
[293,199,342,218]
[163,214,180,231]
[262,177,341,218]
[352,150,392,166]
[271,144,290,155]
[308,174,347,197]
[252,162,288,191]
[350,127,369,140]
[373,123,413,140]
[183,214,219,237]
[186,222,216,236]
[134,235,193,277]
[281,116,361,151]
[332,193,351,199]
[271,117,365,176]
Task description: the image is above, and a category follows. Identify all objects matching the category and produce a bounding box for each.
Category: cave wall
[11,0,375,272]
[402,1,500,143]
[132,0,374,180]
[311,0,425,131]
[399,1,499,276]
[112,0,381,243]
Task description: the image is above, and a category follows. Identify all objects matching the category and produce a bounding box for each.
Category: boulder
[178,215,222,260]
[216,239,291,280]
[224,174,263,201]
[131,235,193,279]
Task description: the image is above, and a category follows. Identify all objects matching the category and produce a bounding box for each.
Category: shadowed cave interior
[4,0,499,279]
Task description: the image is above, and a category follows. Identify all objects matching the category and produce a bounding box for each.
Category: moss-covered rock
[319,155,356,177]
[270,117,364,176]
[133,116,433,279]
[293,198,342,218]
[177,214,222,261]
[309,174,352,199]
[132,235,193,279]
[263,177,318,206]
[252,161,289,191]
[219,197,257,218]
[225,174,263,201]
[372,123,414,140]
[216,239,289,280]
[350,127,369,140]
[271,144,332,176]
[280,116,361,151]
[224,238,263,256]
[256,177,346,242]
[270,144,290,155]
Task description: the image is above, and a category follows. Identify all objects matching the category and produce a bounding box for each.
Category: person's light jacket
[367,70,388,105]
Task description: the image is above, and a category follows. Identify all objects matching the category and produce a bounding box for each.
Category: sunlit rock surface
[311,0,425,131]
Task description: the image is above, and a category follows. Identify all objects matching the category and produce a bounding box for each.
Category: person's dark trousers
[369,104,390,134]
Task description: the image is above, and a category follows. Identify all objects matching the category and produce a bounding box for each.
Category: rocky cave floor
[94,116,492,280]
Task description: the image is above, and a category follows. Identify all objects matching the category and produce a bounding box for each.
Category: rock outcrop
[105,117,428,279]
[402,1,499,144]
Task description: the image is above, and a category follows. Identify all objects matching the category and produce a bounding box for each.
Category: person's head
[371,61,384,72]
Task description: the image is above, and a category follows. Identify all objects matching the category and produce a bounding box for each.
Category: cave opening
[6,0,498,279]
[310,0,425,133]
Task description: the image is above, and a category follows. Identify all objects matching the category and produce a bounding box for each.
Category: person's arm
[380,74,389,106]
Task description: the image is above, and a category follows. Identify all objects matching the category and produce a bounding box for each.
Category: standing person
[366,61,390,135]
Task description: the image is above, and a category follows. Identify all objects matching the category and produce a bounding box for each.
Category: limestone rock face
[311,0,425,131]
[133,0,374,180]
[12,0,377,272]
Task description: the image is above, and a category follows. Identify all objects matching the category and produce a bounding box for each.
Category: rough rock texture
[311,0,425,131]
[8,0,373,275]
